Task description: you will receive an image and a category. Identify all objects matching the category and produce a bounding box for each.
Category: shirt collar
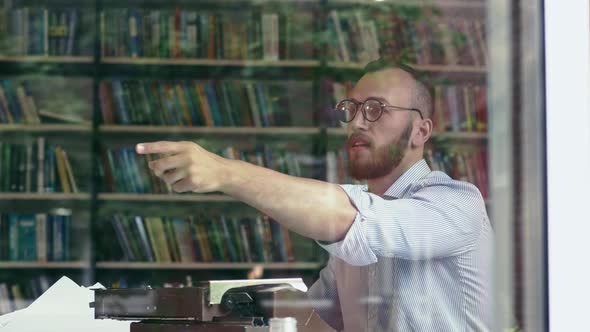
[361,159,431,198]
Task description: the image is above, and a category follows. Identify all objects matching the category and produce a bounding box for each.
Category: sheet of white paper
[0,276,133,332]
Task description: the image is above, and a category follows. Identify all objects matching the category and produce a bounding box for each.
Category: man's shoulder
[415,170,484,199]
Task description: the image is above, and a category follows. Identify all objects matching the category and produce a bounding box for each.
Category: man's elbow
[320,208,356,242]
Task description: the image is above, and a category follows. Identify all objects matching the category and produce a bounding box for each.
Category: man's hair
[363,58,434,120]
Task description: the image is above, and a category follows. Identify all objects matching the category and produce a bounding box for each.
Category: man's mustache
[347,132,373,148]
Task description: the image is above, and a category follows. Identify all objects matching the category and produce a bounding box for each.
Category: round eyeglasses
[335,98,424,123]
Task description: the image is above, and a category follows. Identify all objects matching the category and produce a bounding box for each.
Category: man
[136,60,492,331]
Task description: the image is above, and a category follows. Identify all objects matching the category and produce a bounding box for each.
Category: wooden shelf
[434,132,487,140]
[98,193,236,203]
[327,127,487,140]
[99,125,320,136]
[0,261,90,269]
[96,262,322,270]
[0,193,91,213]
[0,124,91,134]
[98,125,320,149]
[101,0,321,6]
[0,193,90,200]
[97,193,251,216]
[327,0,485,9]
[98,58,319,79]
[102,57,320,67]
[0,56,94,63]
[328,62,486,73]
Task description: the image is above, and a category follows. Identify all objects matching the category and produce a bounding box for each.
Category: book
[1,6,89,56]
[325,9,487,66]
[106,213,303,263]
[99,8,313,60]
[0,213,71,262]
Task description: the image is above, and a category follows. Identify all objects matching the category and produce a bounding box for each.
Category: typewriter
[91,278,334,332]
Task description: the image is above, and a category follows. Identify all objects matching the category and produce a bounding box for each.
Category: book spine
[36,213,47,262]
[65,9,76,55]
[52,215,63,261]
[134,216,155,262]
[129,10,138,58]
[54,146,71,193]
[8,215,19,261]
[144,217,162,262]
[18,214,36,261]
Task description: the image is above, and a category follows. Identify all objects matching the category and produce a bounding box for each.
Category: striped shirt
[308,159,493,331]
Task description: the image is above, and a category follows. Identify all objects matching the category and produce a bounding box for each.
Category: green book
[159,11,168,58]
[209,218,225,261]
[163,217,181,262]
[8,215,19,261]
[121,215,145,261]
[228,217,244,262]
[2,144,11,191]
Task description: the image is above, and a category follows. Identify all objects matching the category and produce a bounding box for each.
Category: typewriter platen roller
[91,278,334,332]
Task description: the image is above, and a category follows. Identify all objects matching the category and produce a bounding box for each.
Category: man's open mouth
[348,136,371,149]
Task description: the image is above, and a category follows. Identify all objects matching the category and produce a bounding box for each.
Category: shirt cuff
[316,185,378,266]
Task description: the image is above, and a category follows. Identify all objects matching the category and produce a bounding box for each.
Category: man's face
[346,70,415,181]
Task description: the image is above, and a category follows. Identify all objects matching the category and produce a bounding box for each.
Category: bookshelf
[0,0,489,306]
[327,127,487,140]
[101,58,320,67]
[0,55,94,63]
[95,262,322,270]
[0,261,90,269]
[327,62,486,73]
[99,125,321,136]
[0,193,91,212]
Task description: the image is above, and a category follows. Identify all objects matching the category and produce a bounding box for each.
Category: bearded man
[136,60,493,332]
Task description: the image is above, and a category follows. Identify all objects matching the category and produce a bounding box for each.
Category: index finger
[136,141,186,155]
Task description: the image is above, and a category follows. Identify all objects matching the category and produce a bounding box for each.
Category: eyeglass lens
[336,99,382,122]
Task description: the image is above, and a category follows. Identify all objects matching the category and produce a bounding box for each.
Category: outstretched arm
[136,141,356,242]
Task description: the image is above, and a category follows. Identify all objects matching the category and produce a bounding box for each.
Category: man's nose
[350,109,369,131]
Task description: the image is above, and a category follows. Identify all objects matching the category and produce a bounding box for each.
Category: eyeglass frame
[335,97,424,123]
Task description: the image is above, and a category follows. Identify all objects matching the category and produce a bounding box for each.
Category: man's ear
[412,118,433,148]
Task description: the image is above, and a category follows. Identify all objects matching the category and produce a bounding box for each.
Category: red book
[99,81,115,124]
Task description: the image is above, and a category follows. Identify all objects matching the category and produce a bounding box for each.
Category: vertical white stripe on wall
[545,0,590,330]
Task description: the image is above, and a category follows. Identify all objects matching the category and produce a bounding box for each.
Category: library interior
[0,0,586,331]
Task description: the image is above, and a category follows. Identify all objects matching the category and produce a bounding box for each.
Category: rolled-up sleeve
[318,179,485,265]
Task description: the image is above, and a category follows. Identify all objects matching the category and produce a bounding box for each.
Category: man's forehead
[349,70,413,104]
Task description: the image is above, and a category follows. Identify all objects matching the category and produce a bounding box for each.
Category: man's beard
[347,121,413,181]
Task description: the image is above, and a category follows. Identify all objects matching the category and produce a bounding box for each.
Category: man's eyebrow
[348,96,388,103]
[366,96,388,103]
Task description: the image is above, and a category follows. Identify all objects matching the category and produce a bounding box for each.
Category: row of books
[0,7,92,56]
[99,79,310,127]
[321,79,488,132]
[425,147,489,198]
[0,79,40,124]
[0,276,53,315]
[107,214,296,263]
[0,6,488,66]
[327,9,487,66]
[433,84,487,133]
[0,213,71,262]
[101,9,314,60]
[0,79,90,124]
[99,144,308,193]
[0,139,78,193]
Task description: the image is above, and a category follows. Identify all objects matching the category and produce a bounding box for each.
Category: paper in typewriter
[0,276,134,332]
